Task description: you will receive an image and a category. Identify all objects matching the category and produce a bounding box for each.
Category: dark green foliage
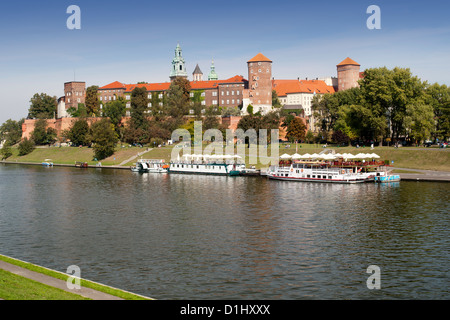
[31,119,57,145]
[90,118,118,160]
[28,93,57,119]
[67,119,90,146]
[18,138,35,156]
[0,119,24,146]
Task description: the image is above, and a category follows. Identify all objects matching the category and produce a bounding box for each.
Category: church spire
[208,58,218,81]
[170,43,188,81]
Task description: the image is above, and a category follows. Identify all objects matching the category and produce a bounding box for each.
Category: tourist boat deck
[267,152,399,184]
[169,154,245,176]
[131,159,168,173]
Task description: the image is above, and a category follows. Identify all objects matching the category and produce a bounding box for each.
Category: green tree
[102,98,126,135]
[18,138,35,156]
[166,83,190,117]
[425,83,450,141]
[0,142,13,160]
[28,93,57,119]
[67,118,91,146]
[0,119,24,145]
[404,103,435,144]
[85,86,100,116]
[67,103,88,118]
[272,90,282,109]
[130,86,150,129]
[31,119,57,145]
[90,119,118,160]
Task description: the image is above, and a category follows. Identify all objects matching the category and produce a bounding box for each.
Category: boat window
[312,175,316,178]
[307,175,310,178]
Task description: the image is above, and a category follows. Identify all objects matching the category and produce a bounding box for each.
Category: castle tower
[170,43,188,81]
[193,64,203,81]
[64,81,86,111]
[336,57,361,91]
[244,53,272,114]
[208,59,218,81]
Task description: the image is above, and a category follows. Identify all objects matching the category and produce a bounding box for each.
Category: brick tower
[336,57,361,91]
[64,81,86,111]
[244,53,272,114]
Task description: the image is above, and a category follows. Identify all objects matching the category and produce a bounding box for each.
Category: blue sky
[0,0,449,123]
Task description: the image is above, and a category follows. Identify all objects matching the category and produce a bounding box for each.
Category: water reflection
[0,164,448,299]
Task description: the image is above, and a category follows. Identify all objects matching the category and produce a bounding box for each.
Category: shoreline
[2,160,450,182]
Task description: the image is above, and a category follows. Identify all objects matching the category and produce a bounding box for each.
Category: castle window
[258,69,261,73]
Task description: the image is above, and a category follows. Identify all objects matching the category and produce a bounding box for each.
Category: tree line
[312,67,450,145]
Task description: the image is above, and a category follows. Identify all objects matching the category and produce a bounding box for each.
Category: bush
[18,138,35,156]
[0,143,13,160]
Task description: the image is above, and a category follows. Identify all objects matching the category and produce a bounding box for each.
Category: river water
[0,164,448,299]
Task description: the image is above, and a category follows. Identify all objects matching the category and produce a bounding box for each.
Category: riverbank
[2,143,449,179]
[0,254,153,300]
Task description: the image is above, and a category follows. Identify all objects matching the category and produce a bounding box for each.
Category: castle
[23,44,362,140]
[56,44,361,119]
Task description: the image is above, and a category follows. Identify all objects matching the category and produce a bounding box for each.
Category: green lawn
[0,269,89,300]
[0,254,151,300]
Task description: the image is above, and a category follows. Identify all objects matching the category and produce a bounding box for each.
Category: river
[0,164,448,299]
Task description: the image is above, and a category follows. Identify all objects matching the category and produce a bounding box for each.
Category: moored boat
[42,159,53,167]
[266,152,391,184]
[131,159,168,173]
[169,154,244,176]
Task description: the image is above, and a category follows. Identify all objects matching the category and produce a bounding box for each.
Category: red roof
[120,76,247,93]
[337,57,360,67]
[248,53,272,63]
[99,81,126,90]
[272,79,335,97]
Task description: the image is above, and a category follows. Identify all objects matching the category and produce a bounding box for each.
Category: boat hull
[267,174,371,184]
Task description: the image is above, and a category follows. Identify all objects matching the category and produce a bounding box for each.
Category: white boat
[42,159,53,167]
[265,152,397,184]
[131,159,168,173]
[169,154,244,176]
[267,161,373,184]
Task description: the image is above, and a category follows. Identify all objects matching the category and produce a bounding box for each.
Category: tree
[85,86,100,116]
[166,83,190,117]
[332,129,350,146]
[0,119,24,146]
[28,93,57,119]
[18,138,35,156]
[305,130,315,144]
[90,119,118,160]
[67,118,91,146]
[31,119,57,145]
[286,117,307,142]
[272,90,282,109]
[102,98,126,135]
[0,142,13,160]
[425,83,450,141]
[404,103,435,144]
[171,77,191,101]
[130,86,150,129]
[359,67,426,141]
[67,103,88,118]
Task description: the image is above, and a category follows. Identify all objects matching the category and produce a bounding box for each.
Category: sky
[0,0,449,124]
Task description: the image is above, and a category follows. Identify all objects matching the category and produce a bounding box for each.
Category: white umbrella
[369,153,380,159]
[310,153,320,159]
[280,153,292,159]
[323,154,336,160]
[291,153,302,159]
[343,153,355,160]
[300,153,312,159]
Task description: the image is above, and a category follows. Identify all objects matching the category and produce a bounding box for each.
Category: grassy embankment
[3,143,449,172]
[0,254,151,300]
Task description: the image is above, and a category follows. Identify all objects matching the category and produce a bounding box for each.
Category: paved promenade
[395,167,450,182]
[0,260,123,300]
